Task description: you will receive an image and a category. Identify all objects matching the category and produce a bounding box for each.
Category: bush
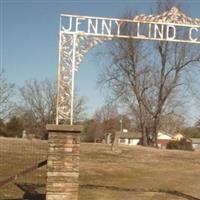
[166,138,193,151]
[166,140,179,150]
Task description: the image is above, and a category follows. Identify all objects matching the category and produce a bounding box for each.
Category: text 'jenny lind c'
[61,16,200,42]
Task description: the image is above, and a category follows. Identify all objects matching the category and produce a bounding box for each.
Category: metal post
[56,16,62,125]
[70,34,77,125]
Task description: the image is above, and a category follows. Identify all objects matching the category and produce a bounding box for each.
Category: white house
[191,138,200,149]
[118,131,141,146]
[173,133,185,141]
[172,132,192,142]
[117,130,191,148]
[157,131,173,148]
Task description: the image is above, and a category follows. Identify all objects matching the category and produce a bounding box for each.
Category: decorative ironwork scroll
[56,7,200,125]
[56,32,109,124]
[134,7,200,25]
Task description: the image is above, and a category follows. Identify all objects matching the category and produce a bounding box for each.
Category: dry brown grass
[0,137,47,199]
[1,138,200,199]
[79,144,200,200]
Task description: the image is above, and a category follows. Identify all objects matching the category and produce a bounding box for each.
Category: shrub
[166,140,179,150]
[166,138,193,151]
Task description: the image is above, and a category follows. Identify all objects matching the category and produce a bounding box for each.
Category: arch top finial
[170,6,179,13]
[134,6,200,26]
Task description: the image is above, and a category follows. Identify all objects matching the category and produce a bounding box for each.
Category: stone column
[46,124,82,200]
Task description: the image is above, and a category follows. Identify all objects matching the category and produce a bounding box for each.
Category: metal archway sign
[56,7,200,125]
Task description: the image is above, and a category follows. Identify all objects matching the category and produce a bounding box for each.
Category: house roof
[117,130,173,139]
[158,131,173,138]
[173,132,192,142]
[117,130,190,140]
[117,131,142,139]
[157,132,173,140]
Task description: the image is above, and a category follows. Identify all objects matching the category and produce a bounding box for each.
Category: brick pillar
[46,124,82,200]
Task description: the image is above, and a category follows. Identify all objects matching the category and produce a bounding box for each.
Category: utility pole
[120,118,123,133]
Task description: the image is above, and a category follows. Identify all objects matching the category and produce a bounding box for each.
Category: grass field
[1,138,200,200]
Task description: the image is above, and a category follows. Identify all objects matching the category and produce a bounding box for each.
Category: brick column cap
[46,124,83,133]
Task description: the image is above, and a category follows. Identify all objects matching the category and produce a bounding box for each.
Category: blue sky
[1,0,200,122]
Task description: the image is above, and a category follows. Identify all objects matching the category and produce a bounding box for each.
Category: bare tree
[16,79,56,138]
[188,71,200,124]
[99,5,200,146]
[86,119,104,143]
[16,79,86,138]
[159,113,185,134]
[0,70,14,120]
[94,104,123,150]
[74,93,86,124]
[83,104,120,143]
[94,104,118,123]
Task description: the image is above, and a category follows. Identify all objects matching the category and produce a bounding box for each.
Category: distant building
[117,129,194,149]
[173,133,185,141]
[158,132,193,148]
[157,131,173,148]
[118,130,141,146]
[173,132,191,142]
[191,138,200,149]
[118,130,173,147]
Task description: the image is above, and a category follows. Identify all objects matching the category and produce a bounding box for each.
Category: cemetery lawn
[1,138,200,199]
[80,144,200,200]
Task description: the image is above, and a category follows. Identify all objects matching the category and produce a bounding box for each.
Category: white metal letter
[136,22,146,38]
[166,25,176,40]
[88,18,98,34]
[102,20,112,35]
[154,24,164,39]
[62,16,73,32]
[76,17,85,33]
[189,27,198,42]
[114,20,121,35]
[148,23,152,38]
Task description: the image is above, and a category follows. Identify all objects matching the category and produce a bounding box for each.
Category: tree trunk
[153,117,159,147]
[141,126,148,146]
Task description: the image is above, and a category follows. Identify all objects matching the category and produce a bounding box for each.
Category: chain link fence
[0,137,47,200]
